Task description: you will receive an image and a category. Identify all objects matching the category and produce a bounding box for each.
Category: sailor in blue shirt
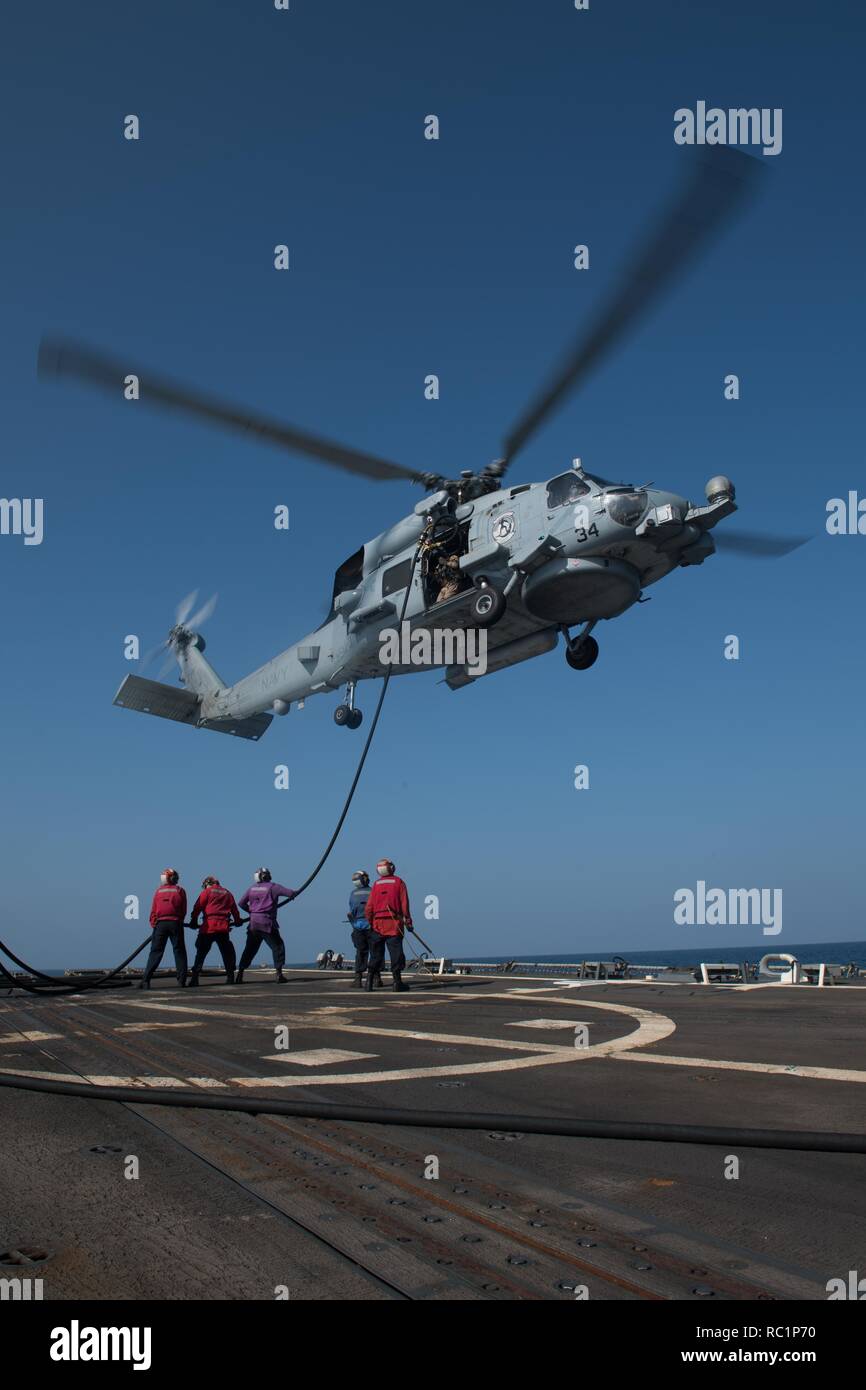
[348,870,379,988]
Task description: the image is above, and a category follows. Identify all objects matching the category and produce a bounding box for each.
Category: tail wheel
[565,635,599,670]
[334,704,350,726]
[470,583,506,628]
[347,709,363,730]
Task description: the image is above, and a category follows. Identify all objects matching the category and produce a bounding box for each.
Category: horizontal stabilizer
[114,675,272,741]
[198,712,273,741]
[114,674,199,724]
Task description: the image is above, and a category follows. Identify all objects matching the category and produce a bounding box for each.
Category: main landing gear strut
[562,621,599,671]
[334,681,363,729]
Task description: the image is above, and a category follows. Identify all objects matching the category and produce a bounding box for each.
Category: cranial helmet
[202,876,219,888]
[376,859,395,876]
[255,868,272,882]
[352,870,370,887]
[161,868,179,886]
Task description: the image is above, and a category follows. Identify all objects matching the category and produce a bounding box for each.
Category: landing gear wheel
[565,635,599,671]
[334,704,350,726]
[470,583,506,628]
[347,709,363,730]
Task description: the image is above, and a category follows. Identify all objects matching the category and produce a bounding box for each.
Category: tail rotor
[138,590,219,679]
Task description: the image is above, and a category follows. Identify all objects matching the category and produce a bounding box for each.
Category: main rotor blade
[502,147,764,467]
[715,530,809,558]
[38,338,428,485]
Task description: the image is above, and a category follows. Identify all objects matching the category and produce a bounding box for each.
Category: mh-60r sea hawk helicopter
[40,148,804,742]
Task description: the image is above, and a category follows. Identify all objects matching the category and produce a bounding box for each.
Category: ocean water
[456,940,866,970]
[33,939,866,975]
[289,939,866,971]
[453,945,866,967]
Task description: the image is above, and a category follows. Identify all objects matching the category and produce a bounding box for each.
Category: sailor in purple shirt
[236,868,296,984]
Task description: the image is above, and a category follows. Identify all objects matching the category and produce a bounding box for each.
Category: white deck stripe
[262,1049,377,1067]
[116,1022,204,1032]
[227,1052,585,1087]
[507,1018,592,1030]
[617,1052,866,1084]
[0,1031,63,1044]
[332,1023,577,1054]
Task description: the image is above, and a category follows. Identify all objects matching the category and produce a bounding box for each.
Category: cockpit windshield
[546,473,591,509]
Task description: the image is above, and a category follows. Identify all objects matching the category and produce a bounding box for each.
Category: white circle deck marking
[0,995,676,1090]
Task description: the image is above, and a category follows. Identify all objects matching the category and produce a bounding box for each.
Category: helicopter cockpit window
[546,473,590,509]
[605,490,648,528]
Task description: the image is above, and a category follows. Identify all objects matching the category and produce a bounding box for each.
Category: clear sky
[1,0,863,967]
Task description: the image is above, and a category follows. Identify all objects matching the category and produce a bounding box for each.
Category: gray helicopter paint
[176,470,734,728]
[112,469,735,736]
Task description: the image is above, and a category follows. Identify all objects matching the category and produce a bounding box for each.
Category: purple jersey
[238,882,295,932]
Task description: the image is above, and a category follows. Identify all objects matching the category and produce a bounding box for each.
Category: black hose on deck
[0,1071,862,1154]
[0,940,149,996]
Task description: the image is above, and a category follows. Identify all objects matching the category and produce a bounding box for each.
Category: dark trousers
[238,927,285,972]
[192,930,236,976]
[351,926,373,973]
[368,930,405,975]
[144,921,187,985]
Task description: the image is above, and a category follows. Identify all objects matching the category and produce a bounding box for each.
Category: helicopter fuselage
[188,467,736,727]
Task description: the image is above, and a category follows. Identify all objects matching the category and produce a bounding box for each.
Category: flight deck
[1,971,863,1302]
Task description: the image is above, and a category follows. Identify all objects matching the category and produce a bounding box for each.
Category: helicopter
[39,147,805,742]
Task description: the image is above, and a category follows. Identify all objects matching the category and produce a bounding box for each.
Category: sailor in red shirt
[140,868,188,989]
[364,858,414,992]
[188,876,242,986]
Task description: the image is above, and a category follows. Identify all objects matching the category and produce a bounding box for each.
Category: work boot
[137,977,151,990]
[187,973,199,988]
[225,970,236,985]
[352,972,363,988]
[276,969,287,984]
[236,969,245,984]
[365,968,376,992]
[375,972,383,989]
[392,970,409,993]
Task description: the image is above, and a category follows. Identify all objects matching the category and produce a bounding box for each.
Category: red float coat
[149,885,187,927]
[364,876,412,937]
[190,883,242,935]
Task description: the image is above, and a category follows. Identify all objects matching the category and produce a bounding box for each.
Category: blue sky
[1,0,863,966]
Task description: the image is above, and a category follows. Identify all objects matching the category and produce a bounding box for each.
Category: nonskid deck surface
[1,971,864,1301]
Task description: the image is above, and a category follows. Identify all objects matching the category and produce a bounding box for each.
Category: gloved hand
[406,924,415,933]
